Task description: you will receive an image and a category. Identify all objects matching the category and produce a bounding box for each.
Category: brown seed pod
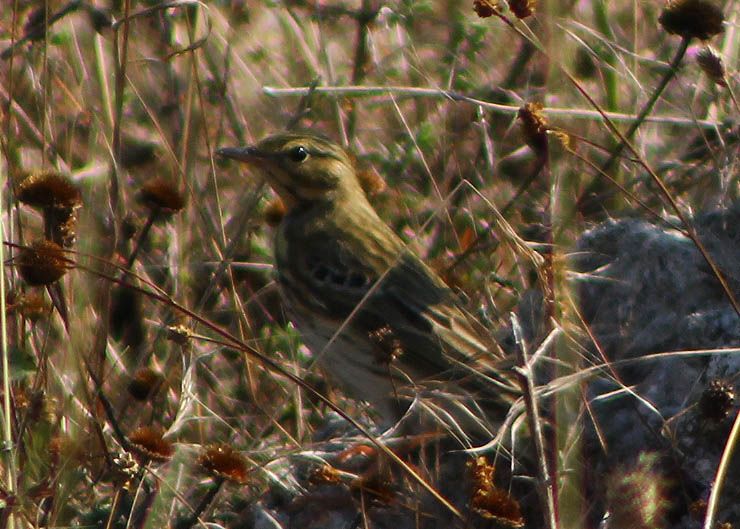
[658,0,724,41]
[198,444,249,484]
[16,240,71,285]
[696,46,727,86]
[473,0,497,18]
[17,171,82,209]
[138,178,185,216]
[508,0,535,18]
[518,102,549,154]
[127,368,164,401]
[468,457,525,528]
[308,464,343,486]
[17,171,82,247]
[699,379,735,422]
[368,325,404,365]
[128,426,174,463]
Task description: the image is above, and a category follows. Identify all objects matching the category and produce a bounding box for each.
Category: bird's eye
[287,146,309,163]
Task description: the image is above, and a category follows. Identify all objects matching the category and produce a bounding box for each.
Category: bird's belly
[280,289,401,420]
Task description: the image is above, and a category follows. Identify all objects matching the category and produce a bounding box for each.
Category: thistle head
[217,133,365,207]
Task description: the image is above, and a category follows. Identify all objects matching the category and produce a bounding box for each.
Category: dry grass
[0,1,737,528]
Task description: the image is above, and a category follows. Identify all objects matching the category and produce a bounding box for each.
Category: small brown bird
[218,133,517,437]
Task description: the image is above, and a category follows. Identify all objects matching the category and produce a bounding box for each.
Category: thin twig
[263,85,720,128]
[511,314,558,529]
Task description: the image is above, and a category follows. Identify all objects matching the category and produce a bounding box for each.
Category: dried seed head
[696,46,727,86]
[308,464,343,486]
[166,324,193,345]
[199,444,249,484]
[263,197,286,227]
[17,240,71,285]
[658,0,724,41]
[468,457,525,528]
[128,426,174,463]
[111,451,140,489]
[368,325,404,365]
[473,0,497,18]
[606,453,668,529]
[553,130,576,150]
[508,0,535,18]
[17,171,82,209]
[138,178,185,215]
[699,379,735,421]
[518,102,549,154]
[127,368,164,401]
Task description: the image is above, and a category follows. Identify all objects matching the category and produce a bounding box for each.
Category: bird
[217,132,518,438]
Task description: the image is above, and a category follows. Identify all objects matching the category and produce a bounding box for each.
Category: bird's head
[217,133,365,208]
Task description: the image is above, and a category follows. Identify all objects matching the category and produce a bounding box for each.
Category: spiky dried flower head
[696,46,727,86]
[658,0,724,41]
[138,178,185,215]
[127,368,164,401]
[606,452,668,529]
[17,171,82,209]
[16,171,82,247]
[198,444,249,484]
[508,0,535,18]
[467,457,524,527]
[699,378,735,421]
[17,240,71,285]
[518,102,549,154]
[6,290,49,321]
[473,0,496,18]
[128,426,174,463]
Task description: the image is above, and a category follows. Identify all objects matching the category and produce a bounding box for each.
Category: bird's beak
[216,146,267,163]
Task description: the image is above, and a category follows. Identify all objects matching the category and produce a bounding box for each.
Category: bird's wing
[286,236,512,386]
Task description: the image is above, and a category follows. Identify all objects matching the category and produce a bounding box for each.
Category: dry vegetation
[0,0,738,528]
